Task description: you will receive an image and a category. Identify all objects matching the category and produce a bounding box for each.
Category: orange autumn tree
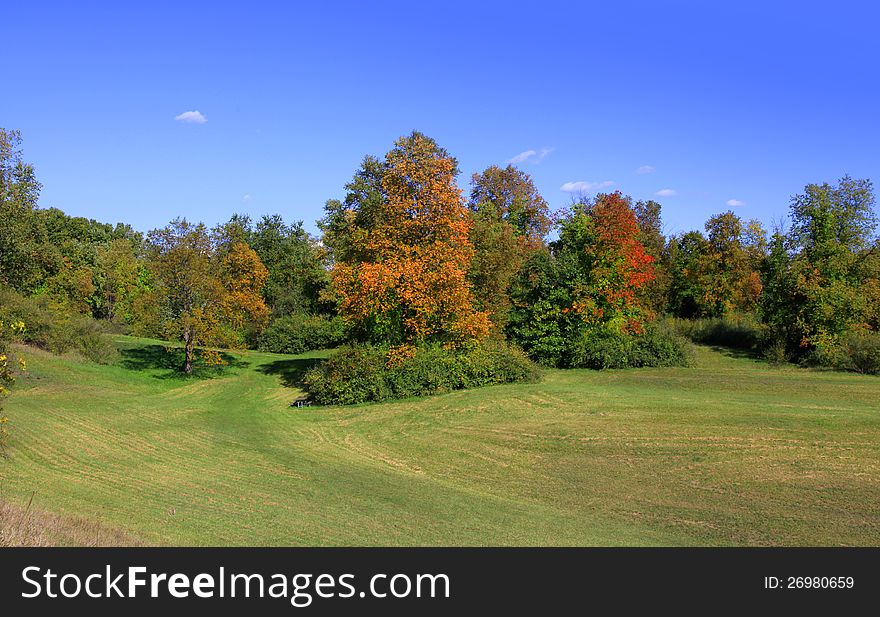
[329,132,490,346]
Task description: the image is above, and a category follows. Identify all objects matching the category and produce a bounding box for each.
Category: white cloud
[506,146,554,165]
[174,110,207,124]
[655,188,677,197]
[726,199,745,207]
[560,180,614,193]
[636,165,656,175]
[507,150,536,164]
[242,194,253,203]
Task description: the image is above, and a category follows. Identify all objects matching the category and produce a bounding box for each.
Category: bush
[303,341,541,405]
[807,330,880,375]
[0,288,118,364]
[257,313,348,354]
[841,331,880,375]
[665,314,763,350]
[565,328,693,369]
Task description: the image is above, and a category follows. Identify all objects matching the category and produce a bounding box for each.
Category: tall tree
[761,177,878,354]
[0,129,52,293]
[95,237,148,323]
[146,219,269,374]
[329,132,489,345]
[565,193,656,333]
[695,211,765,316]
[467,166,550,334]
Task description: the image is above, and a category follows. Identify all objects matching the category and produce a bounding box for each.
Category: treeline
[1,128,878,398]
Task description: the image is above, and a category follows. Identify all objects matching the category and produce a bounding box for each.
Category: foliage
[468,165,551,241]
[257,313,348,354]
[837,330,880,375]
[328,132,490,345]
[94,237,149,324]
[633,199,670,313]
[0,316,26,451]
[508,192,657,365]
[145,220,270,373]
[565,327,693,369]
[0,288,117,363]
[0,128,50,294]
[565,193,656,332]
[219,214,329,317]
[759,176,878,359]
[303,340,540,405]
[506,248,579,366]
[467,166,549,334]
[666,212,765,318]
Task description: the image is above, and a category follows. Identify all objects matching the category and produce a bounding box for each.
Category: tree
[0,129,52,293]
[146,219,269,374]
[329,132,490,345]
[319,155,386,266]
[468,165,551,241]
[761,177,878,355]
[695,211,765,316]
[95,238,147,323]
[565,192,656,333]
[633,199,669,313]
[666,230,709,318]
[246,215,328,316]
[507,192,657,364]
[467,166,550,334]
[665,212,765,318]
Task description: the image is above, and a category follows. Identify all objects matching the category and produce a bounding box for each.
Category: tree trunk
[183,328,194,375]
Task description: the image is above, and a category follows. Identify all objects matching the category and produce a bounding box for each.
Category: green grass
[2,336,879,546]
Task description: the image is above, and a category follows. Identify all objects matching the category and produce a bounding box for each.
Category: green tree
[247,215,328,316]
[95,238,148,323]
[468,165,551,241]
[762,176,878,355]
[467,166,550,334]
[0,129,53,293]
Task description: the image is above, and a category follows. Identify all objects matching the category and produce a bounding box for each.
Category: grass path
[2,337,878,546]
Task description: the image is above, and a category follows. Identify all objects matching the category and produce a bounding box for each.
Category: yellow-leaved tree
[146,219,269,374]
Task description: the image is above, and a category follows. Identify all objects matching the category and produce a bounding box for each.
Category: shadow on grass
[119,344,250,379]
[257,357,324,388]
[706,345,762,361]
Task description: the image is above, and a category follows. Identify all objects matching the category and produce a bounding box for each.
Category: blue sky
[4,1,879,237]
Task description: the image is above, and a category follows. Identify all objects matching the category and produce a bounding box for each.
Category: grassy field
[1,335,878,546]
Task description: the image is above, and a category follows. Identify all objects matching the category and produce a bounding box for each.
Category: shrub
[807,330,880,375]
[665,314,763,350]
[0,288,118,364]
[257,313,348,354]
[303,341,540,405]
[841,330,880,375]
[565,328,693,369]
[762,340,790,365]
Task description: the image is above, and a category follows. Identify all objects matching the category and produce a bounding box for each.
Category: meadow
[1,336,878,546]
